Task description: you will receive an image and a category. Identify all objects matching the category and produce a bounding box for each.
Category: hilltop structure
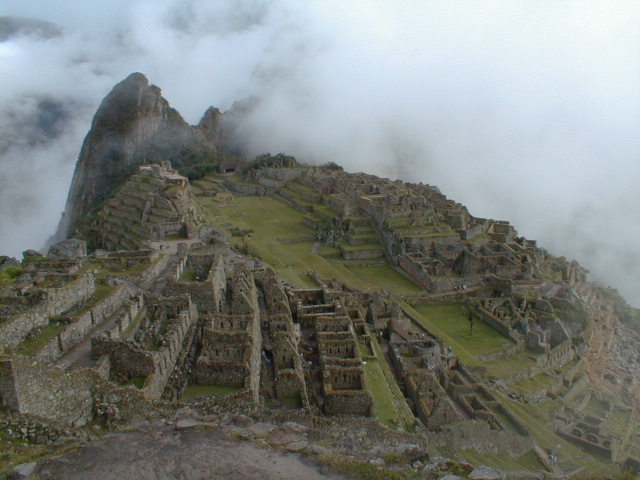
[1,74,639,478]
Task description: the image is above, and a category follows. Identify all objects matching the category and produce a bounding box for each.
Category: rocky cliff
[55,73,227,242]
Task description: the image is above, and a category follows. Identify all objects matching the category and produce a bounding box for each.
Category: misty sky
[0,1,639,304]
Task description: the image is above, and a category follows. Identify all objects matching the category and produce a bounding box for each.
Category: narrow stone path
[56,307,123,370]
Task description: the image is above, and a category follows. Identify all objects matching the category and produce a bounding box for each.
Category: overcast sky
[1,0,639,304]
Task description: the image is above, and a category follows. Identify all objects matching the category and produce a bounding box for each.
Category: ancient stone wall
[557,428,615,460]
[537,338,574,370]
[324,390,372,415]
[425,420,533,457]
[222,179,269,196]
[341,246,384,260]
[37,284,133,363]
[473,306,521,345]
[197,361,248,386]
[0,356,94,426]
[0,274,96,351]
[195,266,262,402]
[0,356,19,410]
[274,367,305,398]
[145,309,197,398]
[92,338,155,378]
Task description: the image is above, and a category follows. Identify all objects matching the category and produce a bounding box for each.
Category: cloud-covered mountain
[0,0,638,304]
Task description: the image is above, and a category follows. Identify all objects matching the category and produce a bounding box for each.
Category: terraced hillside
[3,160,639,479]
[183,163,640,477]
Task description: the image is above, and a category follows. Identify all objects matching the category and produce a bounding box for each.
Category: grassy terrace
[407,304,509,359]
[124,308,144,339]
[361,334,415,430]
[6,256,158,356]
[403,231,456,239]
[196,194,422,294]
[497,393,611,475]
[281,187,314,207]
[388,216,432,227]
[289,181,317,195]
[351,226,376,235]
[0,431,80,477]
[510,370,561,395]
[11,283,117,356]
[14,323,66,355]
[347,266,422,295]
[468,233,489,243]
[181,384,241,402]
[403,303,536,378]
[339,242,382,252]
[446,448,545,473]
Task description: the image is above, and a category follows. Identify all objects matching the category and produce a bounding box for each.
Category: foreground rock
[34,423,350,480]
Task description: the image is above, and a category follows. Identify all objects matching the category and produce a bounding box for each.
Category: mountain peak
[54,73,206,242]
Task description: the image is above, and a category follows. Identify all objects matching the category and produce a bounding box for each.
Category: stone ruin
[465,294,577,371]
[97,161,204,251]
[2,162,640,475]
[263,166,543,293]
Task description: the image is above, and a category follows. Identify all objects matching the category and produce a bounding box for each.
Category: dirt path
[56,308,123,370]
[34,425,351,480]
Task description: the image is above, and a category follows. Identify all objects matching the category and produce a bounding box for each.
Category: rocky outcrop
[197,107,224,149]
[55,73,227,243]
[47,239,87,259]
[57,73,184,240]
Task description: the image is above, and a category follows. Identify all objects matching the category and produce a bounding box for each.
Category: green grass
[339,242,383,252]
[403,231,455,238]
[483,350,537,378]
[347,266,422,295]
[0,432,80,477]
[408,304,510,360]
[404,303,536,379]
[181,384,241,401]
[196,195,423,293]
[281,188,314,207]
[289,181,318,195]
[129,376,146,389]
[0,266,23,285]
[364,333,415,430]
[388,216,432,227]
[510,372,559,394]
[14,322,66,356]
[124,309,144,338]
[495,392,611,476]
[321,455,418,480]
[318,243,341,256]
[609,407,632,437]
[359,341,373,357]
[468,233,489,243]
[280,396,302,408]
[311,203,339,219]
[363,358,405,429]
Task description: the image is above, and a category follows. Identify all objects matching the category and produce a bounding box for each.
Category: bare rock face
[56,73,183,240]
[197,106,224,149]
[55,73,232,245]
[22,249,44,261]
[0,256,20,271]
